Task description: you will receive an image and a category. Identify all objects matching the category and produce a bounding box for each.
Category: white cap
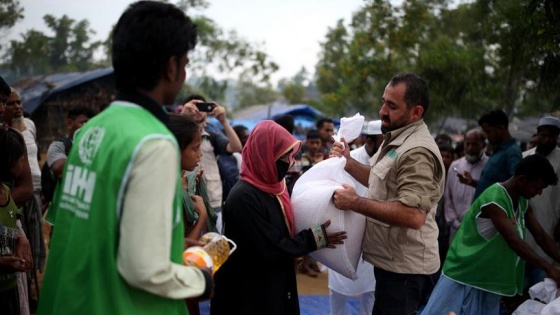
[365,120,382,135]
[538,116,560,129]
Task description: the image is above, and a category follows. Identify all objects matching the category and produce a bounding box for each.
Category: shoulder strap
[59,137,73,155]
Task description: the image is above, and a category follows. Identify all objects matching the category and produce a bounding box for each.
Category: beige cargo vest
[362,119,444,274]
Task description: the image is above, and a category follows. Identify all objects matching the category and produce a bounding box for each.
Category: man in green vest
[422,154,560,314]
[38,2,212,314]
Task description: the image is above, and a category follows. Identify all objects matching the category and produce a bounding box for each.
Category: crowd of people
[1,1,560,315]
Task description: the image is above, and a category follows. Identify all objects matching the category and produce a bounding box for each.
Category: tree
[278,67,310,105]
[281,82,305,104]
[0,0,24,41]
[315,0,560,121]
[3,14,102,79]
[234,77,279,109]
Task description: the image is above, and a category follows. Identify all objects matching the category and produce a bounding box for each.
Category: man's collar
[493,138,516,151]
[115,91,169,123]
[384,119,424,145]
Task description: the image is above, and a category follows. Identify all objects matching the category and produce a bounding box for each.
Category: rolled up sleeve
[396,148,443,212]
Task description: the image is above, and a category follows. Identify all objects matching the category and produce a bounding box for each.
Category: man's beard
[536,143,557,156]
[465,150,483,163]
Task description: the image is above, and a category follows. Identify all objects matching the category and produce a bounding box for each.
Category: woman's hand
[322,219,347,249]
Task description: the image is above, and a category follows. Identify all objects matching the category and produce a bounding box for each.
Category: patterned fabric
[21,192,45,271]
[311,224,328,249]
[0,184,19,292]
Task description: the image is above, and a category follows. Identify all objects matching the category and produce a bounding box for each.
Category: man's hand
[209,103,227,124]
[0,256,28,272]
[15,234,33,271]
[545,266,560,287]
[458,170,475,187]
[180,100,206,125]
[180,99,200,116]
[333,184,358,211]
[330,137,350,159]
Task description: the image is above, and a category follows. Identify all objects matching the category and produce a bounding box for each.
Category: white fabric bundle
[513,278,560,315]
[292,113,366,280]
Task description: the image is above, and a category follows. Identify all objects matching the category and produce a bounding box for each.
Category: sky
[7,0,369,84]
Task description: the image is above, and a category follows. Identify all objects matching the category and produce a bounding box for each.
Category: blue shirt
[473,138,521,200]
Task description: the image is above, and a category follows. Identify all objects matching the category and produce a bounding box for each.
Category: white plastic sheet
[513,278,560,315]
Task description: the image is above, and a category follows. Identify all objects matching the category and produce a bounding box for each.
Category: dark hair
[0,76,9,97]
[112,1,197,91]
[166,114,201,150]
[0,127,26,181]
[389,73,430,115]
[515,154,558,186]
[438,143,454,155]
[233,124,248,136]
[435,133,452,146]
[306,129,321,140]
[454,141,464,155]
[478,109,509,128]
[184,94,206,103]
[67,105,96,120]
[274,115,294,134]
[316,117,333,129]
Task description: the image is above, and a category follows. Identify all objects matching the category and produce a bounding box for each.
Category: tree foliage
[3,14,101,79]
[2,0,278,104]
[0,0,24,40]
[315,0,560,121]
[234,76,279,109]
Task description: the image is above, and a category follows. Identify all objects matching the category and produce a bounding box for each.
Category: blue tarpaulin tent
[230,103,329,139]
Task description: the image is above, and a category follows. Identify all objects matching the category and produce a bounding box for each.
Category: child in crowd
[423,154,560,314]
[0,126,33,315]
[166,113,217,240]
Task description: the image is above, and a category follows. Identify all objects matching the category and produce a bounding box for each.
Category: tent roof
[14,67,113,113]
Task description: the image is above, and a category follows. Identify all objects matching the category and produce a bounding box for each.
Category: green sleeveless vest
[443,183,527,296]
[38,102,187,315]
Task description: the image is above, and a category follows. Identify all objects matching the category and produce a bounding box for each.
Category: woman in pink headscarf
[210,120,346,315]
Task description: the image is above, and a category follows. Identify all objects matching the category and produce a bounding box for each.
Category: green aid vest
[38,102,188,315]
[443,183,527,296]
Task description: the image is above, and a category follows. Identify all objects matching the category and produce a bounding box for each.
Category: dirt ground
[296,266,330,295]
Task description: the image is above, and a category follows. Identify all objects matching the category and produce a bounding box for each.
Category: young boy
[300,129,324,173]
[423,154,560,314]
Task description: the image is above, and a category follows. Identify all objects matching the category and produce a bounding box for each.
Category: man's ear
[411,105,424,120]
[165,56,178,82]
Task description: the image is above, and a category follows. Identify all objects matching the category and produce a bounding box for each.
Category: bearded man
[444,129,489,241]
[523,116,560,287]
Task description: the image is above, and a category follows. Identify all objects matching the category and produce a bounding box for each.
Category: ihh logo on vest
[60,165,97,219]
[78,127,105,165]
[59,127,104,220]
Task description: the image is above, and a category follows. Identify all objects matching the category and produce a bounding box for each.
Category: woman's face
[181,130,203,172]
